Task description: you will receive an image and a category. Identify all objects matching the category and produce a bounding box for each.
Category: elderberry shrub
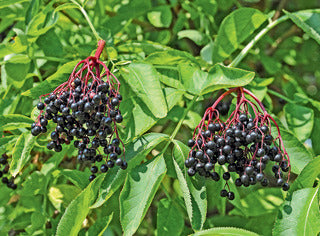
[0,153,17,190]
[185,87,291,200]
[31,41,127,181]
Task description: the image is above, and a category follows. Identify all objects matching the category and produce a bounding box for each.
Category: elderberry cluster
[185,88,290,200]
[0,153,17,190]
[31,40,127,181]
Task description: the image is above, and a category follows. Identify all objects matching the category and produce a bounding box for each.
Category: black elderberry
[256,173,264,181]
[227,192,235,200]
[91,166,98,173]
[223,172,230,180]
[107,160,115,168]
[217,155,226,165]
[121,161,128,170]
[235,178,242,186]
[89,174,96,182]
[185,87,291,200]
[277,178,284,187]
[188,139,195,147]
[282,183,290,191]
[220,189,228,197]
[261,178,269,187]
[37,102,45,110]
[188,168,196,176]
[100,164,108,173]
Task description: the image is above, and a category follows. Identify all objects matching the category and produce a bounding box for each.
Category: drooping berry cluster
[31,40,127,181]
[0,153,17,190]
[185,87,290,200]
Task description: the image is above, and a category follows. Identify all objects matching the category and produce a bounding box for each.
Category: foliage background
[0,0,320,235]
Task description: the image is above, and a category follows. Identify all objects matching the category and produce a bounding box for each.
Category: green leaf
[0,114,34,131]
[147,6,172,28]
[0,0,29,9]
[56,175,104,236]
[120,154,167,236]
[3,54,31,86]
[92,133,169,208]
[231,188,283,217]
[27,10,58,38]
[117,40,170,55]
[25,0,40,25]
[193,227,260,236]
[271,127,313,174]
[180,64,255,95]
[146,50,199,66]
[36,28,63,57]
[120,63,167,118]
[10,133,36,177]
[284,9,320,45]
[120,95,158,141]
[164,88,185,111]
[178,30,208,46]
[48,184,81,210]
[284,103,314,142]
[289,156,320,194]
[157,198,184,236]
[86,213,113,236]
[60,169,89,189]
[273,187,320,236]
[0,36,28,59]
[54,3,79,12]
[22,60,78,98]
[0,136,18,153]
[173,141,207,231]
[212,8,267,63]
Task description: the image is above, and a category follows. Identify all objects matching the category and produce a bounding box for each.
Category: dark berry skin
[107,160,115,168]
[121,161,128,170]
[256,173,264,181]
[210,172,220,181]
[204,162,213,171]
[223,172,230,180]
[235,178,242,186]
[100,164,108,173]
[116,158,123,166]
[89,175,96,182]
[115,115,123,123]
[37,102,45,110]
[188,168,196,176]
[91,166,98,173]
[227,192,235,200]
[188,139,195,147]
[220,189,228,197]
[282,183,290,191]
[277,178,284,187]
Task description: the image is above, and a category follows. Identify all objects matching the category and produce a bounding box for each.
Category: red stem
[94,40,106,59]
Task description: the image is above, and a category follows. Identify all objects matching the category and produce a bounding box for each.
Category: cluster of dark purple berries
[185,88,290,200]
[31,40,127,181]
[0,153,17,190]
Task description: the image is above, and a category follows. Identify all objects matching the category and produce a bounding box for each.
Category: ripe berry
[89,175,96,182]
[220,189,228,197]
[100,164,108,173]
[188,168,196,176]
[37,102,45,110]
[282,183,290,191]
[227,192,235,200]
[223,172,230,180]
[89,165,97,173]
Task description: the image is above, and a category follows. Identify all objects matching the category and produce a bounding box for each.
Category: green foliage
[173,141,207,231]
[120,154,166,235]
[1,0,320,235]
